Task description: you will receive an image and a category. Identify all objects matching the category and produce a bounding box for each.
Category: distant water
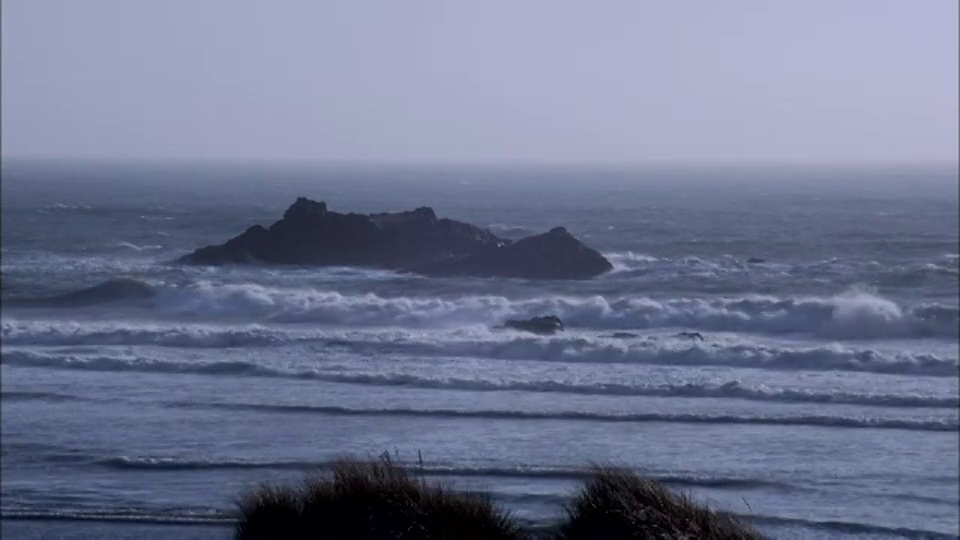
[2,162,958,539]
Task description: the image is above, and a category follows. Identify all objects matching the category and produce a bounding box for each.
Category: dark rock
[746,257,766,264]
[416,226,613,280]
[181,198,612,279]
[675,331,704,341]
[498,315,564,335]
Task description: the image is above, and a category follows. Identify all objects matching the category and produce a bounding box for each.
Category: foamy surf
[8,278,955,339]
[3,320,957,376]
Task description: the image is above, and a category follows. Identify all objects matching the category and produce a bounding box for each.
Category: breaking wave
[13,279,954,340]
[4,324,957,377]
[4,277,156,307]
[116,242,163,252]
[149,284,959,339]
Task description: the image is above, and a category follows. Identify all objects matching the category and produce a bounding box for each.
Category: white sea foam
[605,251,660,272]
[116,242,164,252]
[2,321,956,377]
[132,282,957,339]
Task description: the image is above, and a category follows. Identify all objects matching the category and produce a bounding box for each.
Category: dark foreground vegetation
[235,456,760,540]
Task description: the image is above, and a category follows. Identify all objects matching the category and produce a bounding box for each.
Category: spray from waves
[604,252,660,272]
[174,402,957,432]
[58,279,951,339]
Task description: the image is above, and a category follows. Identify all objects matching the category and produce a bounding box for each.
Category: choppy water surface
[2,162,958,538]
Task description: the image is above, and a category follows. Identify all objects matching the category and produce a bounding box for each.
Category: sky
[2,0,958,164]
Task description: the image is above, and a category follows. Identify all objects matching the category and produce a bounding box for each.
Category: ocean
[1,161,958,539]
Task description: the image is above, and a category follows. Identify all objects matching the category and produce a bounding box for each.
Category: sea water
[1,162,957,539]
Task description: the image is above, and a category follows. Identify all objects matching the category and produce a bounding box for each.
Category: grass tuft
[555,466,761,540]
[235,457,764,539]
[234,454,524,540]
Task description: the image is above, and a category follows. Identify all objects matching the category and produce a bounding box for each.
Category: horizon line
[2,156,958,170]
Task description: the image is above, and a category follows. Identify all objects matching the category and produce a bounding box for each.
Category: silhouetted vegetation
[235,455,523,540]
[557,467,760,540]
[234,456,761,540]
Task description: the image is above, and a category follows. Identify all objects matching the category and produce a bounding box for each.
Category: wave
[95,456,788,490]
[2,504,951,539]
[2,322,287,348]
[0,507,232,526]
[153,285,955,339]
[603,251,960,290]
[605,251,660,272]
[25,278,953,340]
[7,273,956,340]
[99,455,323,472]
[38,203,93,212]
[746,513,957,539]
[5,344,958,400]
[178,402,958,432]
[4,277,156,307]
[92,457,957,510]
[0,351,276,377]
[116,242,163,252]
[261,373,960,408]
[0,390,84,402]
[4,324,957,378]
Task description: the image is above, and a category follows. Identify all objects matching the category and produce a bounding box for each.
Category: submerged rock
[498,315,564,335]
[181,198,612,280]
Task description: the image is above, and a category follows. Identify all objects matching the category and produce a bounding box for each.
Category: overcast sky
[2,0,957,164]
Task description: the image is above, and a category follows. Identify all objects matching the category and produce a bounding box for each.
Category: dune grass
[556,467,761,540]
[235,455,523,540]
[234,456,761,540]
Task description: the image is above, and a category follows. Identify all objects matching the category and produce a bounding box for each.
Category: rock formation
[498,315,565,335]
[181,198,613,280]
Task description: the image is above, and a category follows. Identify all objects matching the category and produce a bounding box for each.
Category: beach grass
[556,466,760,540]
[234,456,760,540]
[235,454,523,540]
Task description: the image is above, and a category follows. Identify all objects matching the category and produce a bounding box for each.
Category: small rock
[499,316,564,336]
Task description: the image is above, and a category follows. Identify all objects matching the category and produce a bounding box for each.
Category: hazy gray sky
[2,0,957,163]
